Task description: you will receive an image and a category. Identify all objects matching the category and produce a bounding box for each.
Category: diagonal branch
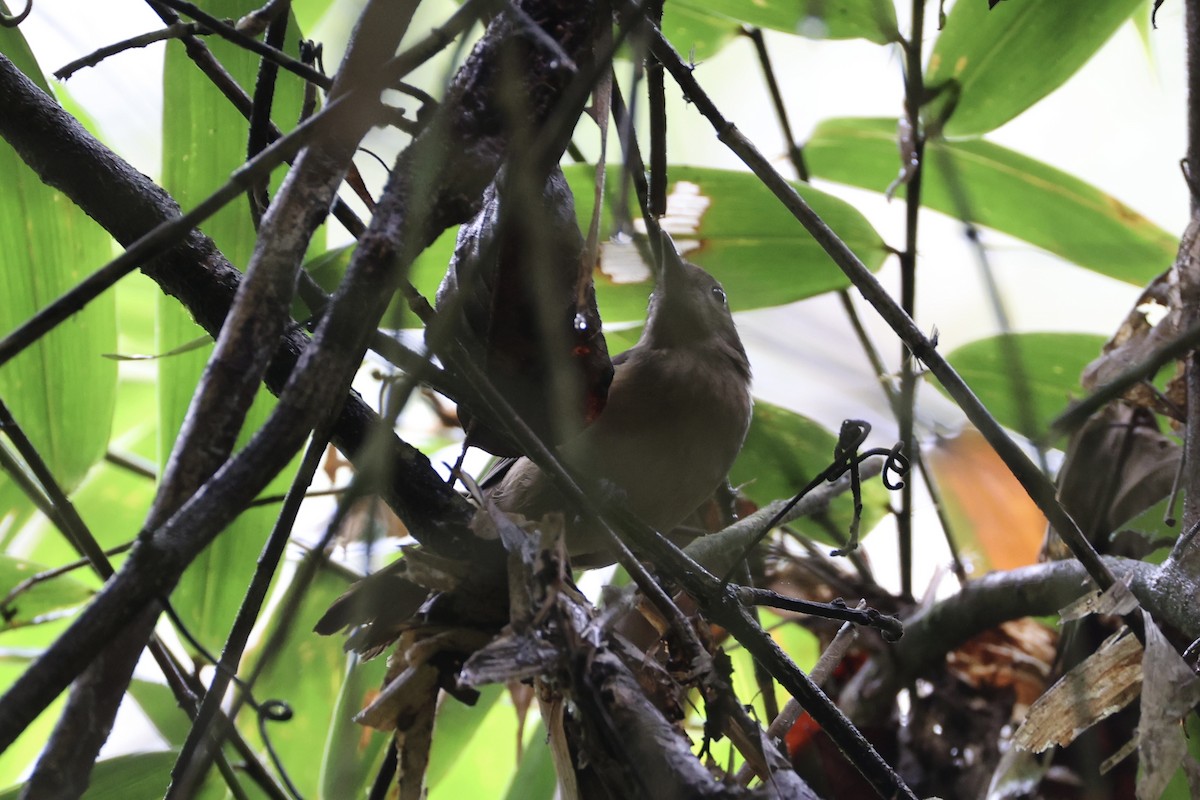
[0,53,474,551]
[0,0,600,758]
[634,7,1124,611]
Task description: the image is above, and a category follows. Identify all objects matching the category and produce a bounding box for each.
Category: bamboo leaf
[925,0,1144,136]
[942,332,1107,440]
[805,117,1177,284]
[160,0,311,652]
[0,15,118,495]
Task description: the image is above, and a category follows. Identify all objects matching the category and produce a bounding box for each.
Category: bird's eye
[711,286,727,304]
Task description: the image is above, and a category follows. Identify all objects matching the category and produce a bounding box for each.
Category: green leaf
[570,165,888,323]
[0,554,92,630]
[500,719,557,800]
[729,402,889,546]
[244,562,362,795]
[925,0,1144,136]
[425,684,505,788]
[942,332,1107,440]
[660,5,738,61]
[129,680,192,747]
[0,751,176,800]
[724,610,819,721]
[665,0,901,59]
[160,0,312,652]
[805,117,1177,284]
[428,685,526,800]
[0,18,118,495]
[319,653,390,798]
[397,164,888,330]
[0,641,68,787]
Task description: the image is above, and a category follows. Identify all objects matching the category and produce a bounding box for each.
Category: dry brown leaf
[1012,629,1142,753]
[946,618,1056,712]
[1136,612,1200,800]
[1081,269,1185,420]
[1045,405,1179,560]
[926,429,1046,571]
[354,662,440,731]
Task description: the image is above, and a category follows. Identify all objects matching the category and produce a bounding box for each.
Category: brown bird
[488,249,753,565]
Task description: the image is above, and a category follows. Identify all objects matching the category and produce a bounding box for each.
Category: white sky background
[6,0,1195,760]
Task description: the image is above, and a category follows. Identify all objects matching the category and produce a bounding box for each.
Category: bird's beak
[656,231,687,298]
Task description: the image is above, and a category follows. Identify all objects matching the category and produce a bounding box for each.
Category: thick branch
[0,52,474,550]
[0,0,599,755]
[850,558,1173,720]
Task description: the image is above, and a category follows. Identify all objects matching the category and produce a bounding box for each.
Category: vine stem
[897,0,927,601]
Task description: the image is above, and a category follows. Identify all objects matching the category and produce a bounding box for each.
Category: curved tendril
[881,443,910,491]
[0,0,32,28]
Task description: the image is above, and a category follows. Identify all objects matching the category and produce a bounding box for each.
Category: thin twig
[930,146,1050,472]
[645,0,667,216]
[735,616,860,786]
[1049,316,1200,436]
[168,429,332,797]
[0,543,132,612]
[737,587,903,641]
[245,5,290,226]
[896,0,928,601]
[838,290,967,584]
[55,22,206,80]
[151,0,332,89]
[741,26,807,180]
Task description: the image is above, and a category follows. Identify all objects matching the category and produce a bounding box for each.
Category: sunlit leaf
[429,686,526,800]
[0,17,118,495]
[805,117,1177,284]
[129,680,191,747]
[573,165,888,323]
[0,751,176,800]
[925,0,1144,136]
[426,683,505,788]
[500,719,557,800]
[942,333,1107,440]
[729,402,890,546]
[660,4,737,61]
